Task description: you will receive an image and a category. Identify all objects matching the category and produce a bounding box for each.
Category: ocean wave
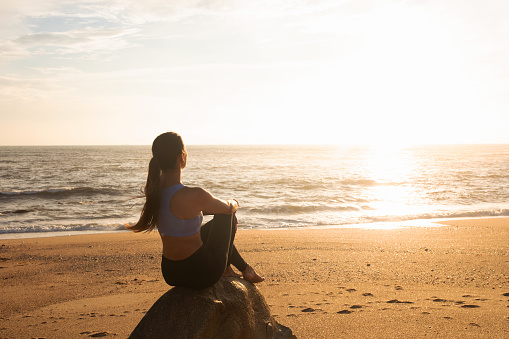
[363,209,509,223]
[236,178,401,191]
[0,223,127,234]
[1,208,508,235]
[340,179,379,186]
[339,179,402,187]
[240,207,509,228]
[427,209,509,219]
[246,204,361,214]
[0,187,119,198]
[0,209,35,215]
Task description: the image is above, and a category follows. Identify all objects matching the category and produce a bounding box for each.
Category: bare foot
[223,265,242,278]
[242,264,264,284]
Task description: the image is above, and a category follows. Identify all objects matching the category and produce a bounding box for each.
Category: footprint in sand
[387,300,413,304]
[362,293,374,297]
[301,308,316,313]
[433,298,447,302]
[337,310,353,314]
[461,305,480,308]
[346,288,356,293]
[80,331,114,337]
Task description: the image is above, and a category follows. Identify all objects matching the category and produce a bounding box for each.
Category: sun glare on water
[360,145,424,218]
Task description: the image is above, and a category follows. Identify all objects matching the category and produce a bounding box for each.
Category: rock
[129,277,296,339]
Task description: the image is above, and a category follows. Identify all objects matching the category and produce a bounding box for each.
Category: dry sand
[0,217,508,338]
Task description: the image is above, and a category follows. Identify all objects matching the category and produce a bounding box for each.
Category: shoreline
[2,215,508,240]
[0,217,508,338]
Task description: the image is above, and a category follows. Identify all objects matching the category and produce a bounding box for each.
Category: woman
[127,132,263,289]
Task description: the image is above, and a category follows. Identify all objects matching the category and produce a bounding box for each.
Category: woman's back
[158,184,202,237]
[159,185,204,260]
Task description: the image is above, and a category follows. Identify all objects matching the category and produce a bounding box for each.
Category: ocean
[1,145,508,238]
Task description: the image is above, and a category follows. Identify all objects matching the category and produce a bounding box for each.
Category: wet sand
[0,217,508,338]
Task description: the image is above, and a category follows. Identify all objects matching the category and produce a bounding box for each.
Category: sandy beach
[0,217,508,338]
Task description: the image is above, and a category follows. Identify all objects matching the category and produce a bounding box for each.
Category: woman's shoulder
[181,186,216,203]
[182,185,204,192]
[181,186,208,197]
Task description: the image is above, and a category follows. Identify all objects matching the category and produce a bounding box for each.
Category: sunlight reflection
[363,146,414,183]
[361,146,422,217]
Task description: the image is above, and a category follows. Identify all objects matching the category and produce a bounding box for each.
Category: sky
[0,0,508,146]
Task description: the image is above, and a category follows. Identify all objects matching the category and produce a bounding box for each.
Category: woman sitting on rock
[127,132,264,289]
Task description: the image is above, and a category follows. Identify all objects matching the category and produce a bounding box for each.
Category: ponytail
[127,132,184,233]
[127,157,161,232]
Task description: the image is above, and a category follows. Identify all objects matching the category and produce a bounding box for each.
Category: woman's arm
[192,187,239,215]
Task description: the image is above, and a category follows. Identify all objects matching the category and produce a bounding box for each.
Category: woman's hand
[228,199,239,214]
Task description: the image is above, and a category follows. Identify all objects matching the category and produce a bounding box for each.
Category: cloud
[30,66,84,75]
[0,0,355,64]
[0,1,140,61]
[15,27,139,57]
[0,40,30,59]
[0,75,74,101]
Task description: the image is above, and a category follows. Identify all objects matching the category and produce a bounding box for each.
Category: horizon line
[2,142,509,147]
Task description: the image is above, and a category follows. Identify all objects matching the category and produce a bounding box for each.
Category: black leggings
[161,214,248,289]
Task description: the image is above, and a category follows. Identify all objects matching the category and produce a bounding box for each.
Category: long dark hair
[128,132,185,233]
